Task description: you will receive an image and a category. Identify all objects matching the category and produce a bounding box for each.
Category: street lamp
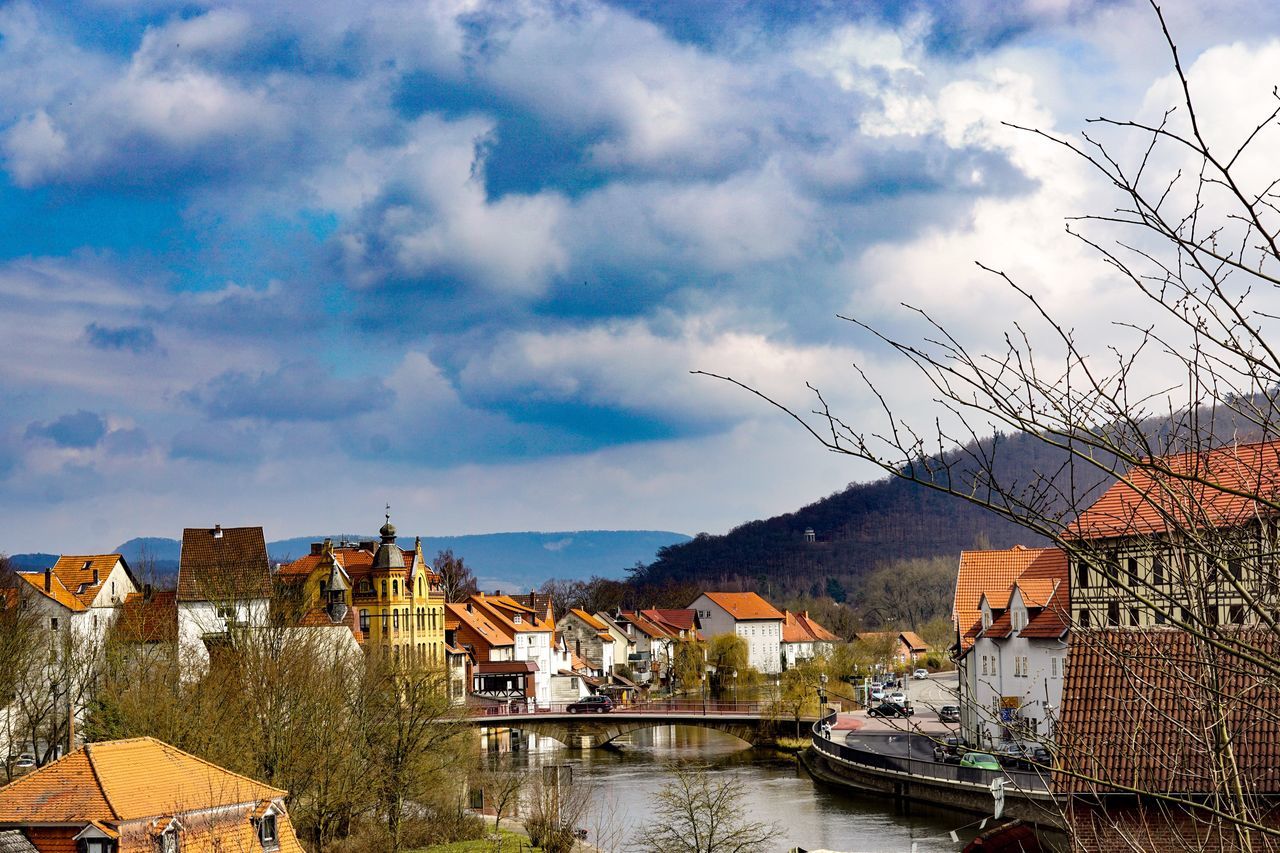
[731,668,738,707]
[700,672,707,715]
[818,673,828,720]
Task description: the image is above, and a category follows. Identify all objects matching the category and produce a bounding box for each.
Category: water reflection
[490,724,965,853]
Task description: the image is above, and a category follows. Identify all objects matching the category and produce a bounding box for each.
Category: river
[486,725,973,853]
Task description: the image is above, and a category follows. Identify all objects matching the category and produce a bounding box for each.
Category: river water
[490,725,971,853]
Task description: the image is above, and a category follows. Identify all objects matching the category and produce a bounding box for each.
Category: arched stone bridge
[465,701,818,749]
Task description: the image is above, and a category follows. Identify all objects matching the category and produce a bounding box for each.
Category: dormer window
[258,813,279,850]
[513,614,522,624]
[83,560,93,570]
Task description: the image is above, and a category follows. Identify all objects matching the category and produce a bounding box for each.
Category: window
[1230,603,1246,625]
[381,580,387,599]
[393,580,399,598]
[218,605,236,621]
[1127,557,1139,587]
[1107,602,1120,627]
[991,657,997,676]
[393,610,400,631]
[981,656,988,676]
[1076,559,1090,589]
[418,577,423,596]
[319,580,327,596]
[160,828,179,853]
[1155,610,1166,625]
[50,617,59,631]
[1228,556,1244,581]
[1129,608,1141,627]
[1153,553,1166,586]
[514,613,522,624]
[359,610,369,633]
[1051,657,1059,679]
[81,840,116,853]
[259,813,279,850]
[1106,550,1120,586]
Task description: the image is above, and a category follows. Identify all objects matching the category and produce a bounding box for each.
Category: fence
[469,699,773,718]
[810,714,1052,794]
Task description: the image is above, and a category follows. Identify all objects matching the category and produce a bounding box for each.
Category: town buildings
[0,736,304,852]
[688,591,785,675]
[780,609,840,670]
[559,609,616,677]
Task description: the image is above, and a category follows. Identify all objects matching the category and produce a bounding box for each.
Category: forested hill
[628,429,1109,605]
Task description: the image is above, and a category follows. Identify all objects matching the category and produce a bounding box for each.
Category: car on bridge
[866,702,913,718]
[938,705,961,723]
[567,696,614,714]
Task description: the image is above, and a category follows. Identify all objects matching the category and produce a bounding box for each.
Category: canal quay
[479,673,1014,852]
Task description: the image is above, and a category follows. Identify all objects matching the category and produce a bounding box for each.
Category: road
[832,670,961,736]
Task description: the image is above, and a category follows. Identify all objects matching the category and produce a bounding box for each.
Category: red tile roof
[114,590,178,643]
[1056,629,1280,794]
[620,611,673,639]
[954,546,1067,649]
[899,630,928,651]
[699,592,784,621]
[178,527,272,602]
[642,608,700,633]
[1067,439,1280,540]
[781,610,840,643]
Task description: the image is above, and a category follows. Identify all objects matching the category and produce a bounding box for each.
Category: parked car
[995,743,1038,769]
[14,753,35,769]
[1027,746,1053,767]
[958,752,1001,771]
[867,702,913,718]
[938,705,961,723]
[913,668,929,679]
[932,736,965,764]
[870,687,886,702]
[888,691,908,705]
[567,696,614,714]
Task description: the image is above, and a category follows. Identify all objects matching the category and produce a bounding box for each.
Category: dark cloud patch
[84,322,158,353]
[25,411,107,448]
[187,361,393,422]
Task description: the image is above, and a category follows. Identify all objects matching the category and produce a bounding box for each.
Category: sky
[4,0,1280,553]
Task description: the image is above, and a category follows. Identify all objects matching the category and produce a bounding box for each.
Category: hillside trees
[705,3,1280,846]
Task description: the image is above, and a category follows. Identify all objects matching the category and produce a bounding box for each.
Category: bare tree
[634,764,780,853]
[433,549,479,603]
[700,2,1280,847]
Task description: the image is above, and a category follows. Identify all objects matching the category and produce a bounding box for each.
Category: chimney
[213,524,223,539]
[44,568,51,593]
[144,584,153,602]
[311,542,323,556]
[493,589,501,596]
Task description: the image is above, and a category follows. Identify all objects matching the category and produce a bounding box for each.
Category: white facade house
[780,610,840,670]
[688,592,785,675]
[962,576,1069,749]
[176,525,273,671]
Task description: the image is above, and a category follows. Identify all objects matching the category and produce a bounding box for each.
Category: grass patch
[773,736,812,752]
[411,829,543,852]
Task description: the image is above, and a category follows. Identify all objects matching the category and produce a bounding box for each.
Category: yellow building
[278,514,446,665]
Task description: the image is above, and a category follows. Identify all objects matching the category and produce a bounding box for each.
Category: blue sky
[3,0,1280,552]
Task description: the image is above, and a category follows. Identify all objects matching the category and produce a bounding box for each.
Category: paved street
[830,670,961,736]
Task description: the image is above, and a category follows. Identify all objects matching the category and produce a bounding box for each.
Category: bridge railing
[809,713,1052,794]
[468,699,770,718]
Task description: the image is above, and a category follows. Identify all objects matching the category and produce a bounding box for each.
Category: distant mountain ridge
[6,530,691,593]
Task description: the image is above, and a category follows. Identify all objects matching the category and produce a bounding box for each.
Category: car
[867,702,913,718]
[14,753,35,769]
[888,691,907,705]
[938,705,961,723]
[567,696,613,714]
[1027,746,1053,767]
[913,668,929,679]
[869,687,886,702]
[958,752,1001,771]
[994,743,1031,768]
[932,736,965,764]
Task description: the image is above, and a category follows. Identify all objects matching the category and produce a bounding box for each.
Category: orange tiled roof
[471,595,549,634]
[50,554,125,606]
[114,591,178,643]
[15,571,87,612]
[0,738,287,824]
[446,602,514,647]
[178,527,272,602]
[1019,597,1069,639]
[1057,629,1280,794]
[954,546,1067,649]
[620,611,672,639]
[700,592,784,621]
[641,608,700,634]
[899,631,927,651]
[1067,439,1280,540]
[569,609,608,631]
[781,610,840,644]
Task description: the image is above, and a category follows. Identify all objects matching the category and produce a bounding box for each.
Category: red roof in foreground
[1067,439,1280,540]
[114,590,178,643]
[1057,629,1280,795]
